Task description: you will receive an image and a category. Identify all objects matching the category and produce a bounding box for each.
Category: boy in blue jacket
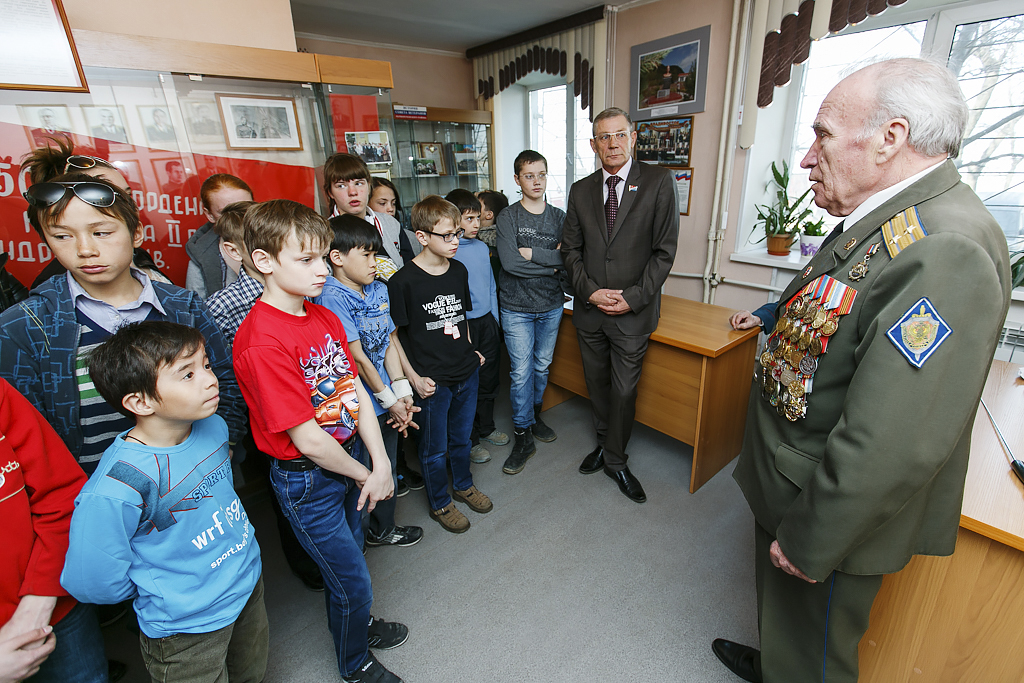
[62,320,266,682]
[1,174,245,474]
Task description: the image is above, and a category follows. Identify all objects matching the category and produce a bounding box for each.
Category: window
[737,0,1024,255]
[527,84,597,210]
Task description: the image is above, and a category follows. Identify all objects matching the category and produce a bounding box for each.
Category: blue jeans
[416,368,479,511]
[501,307,563,429]
[269,462,371,677]
[352,411,400,539]
[29,602,107,683]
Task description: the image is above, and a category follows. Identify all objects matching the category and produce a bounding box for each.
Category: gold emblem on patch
[900,305,940,360]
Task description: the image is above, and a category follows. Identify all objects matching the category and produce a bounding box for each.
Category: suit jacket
[560,160,678,335]
[733,160,1011,581]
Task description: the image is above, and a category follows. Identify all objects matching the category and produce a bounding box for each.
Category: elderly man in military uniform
[714,58,1011,683]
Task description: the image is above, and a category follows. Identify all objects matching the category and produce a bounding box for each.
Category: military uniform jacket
[733,160,1011,582]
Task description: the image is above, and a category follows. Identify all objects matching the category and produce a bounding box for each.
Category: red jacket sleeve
[0,379,87,600]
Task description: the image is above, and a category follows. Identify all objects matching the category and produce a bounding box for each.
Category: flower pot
[800,233,827,257]
[766,234,796,256]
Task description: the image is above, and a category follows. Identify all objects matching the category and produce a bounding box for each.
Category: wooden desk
[541,295,760,493]
[859,360,1024,682]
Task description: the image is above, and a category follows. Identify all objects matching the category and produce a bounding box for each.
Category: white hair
[854,57,968,158]
[592,107,633,137]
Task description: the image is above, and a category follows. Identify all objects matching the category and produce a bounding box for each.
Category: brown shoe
[453,486,493,514]
[430,504,470,533]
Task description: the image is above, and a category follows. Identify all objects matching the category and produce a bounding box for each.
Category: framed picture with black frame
[630,25,710,123]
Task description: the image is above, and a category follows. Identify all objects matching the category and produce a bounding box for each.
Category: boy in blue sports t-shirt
[62,321,267,682]
[315,214,423,548]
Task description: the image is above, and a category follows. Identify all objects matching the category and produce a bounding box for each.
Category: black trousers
[576,325,650,470]
[469,314,501,444]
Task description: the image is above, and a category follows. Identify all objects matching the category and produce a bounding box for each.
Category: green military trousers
[755,524,884,682]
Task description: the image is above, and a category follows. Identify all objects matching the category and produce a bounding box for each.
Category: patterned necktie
[605,175,622,237]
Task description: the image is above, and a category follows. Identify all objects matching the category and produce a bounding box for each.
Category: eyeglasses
[23,182,118,209]
[518,173,547,182]
[63,154,114,174]
[594,131,631,144]
[424,228,465,243]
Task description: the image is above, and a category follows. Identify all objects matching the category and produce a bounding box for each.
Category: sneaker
[367,616,409,650]
[533,405,557,442]
[401,468,425,490]
[342,652,403,683]
[395,475,409,498]
[453,485,493,513]
[365,525,424,547]
[431,504,470,533]
[502,428,536,475]
[470,443,491,463]
[481,429,509,446]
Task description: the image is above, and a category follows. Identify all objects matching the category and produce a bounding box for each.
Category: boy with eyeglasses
[0,174,245,476]
[446,188,505,465]
[387,196,494,534]
[496,150,567,475]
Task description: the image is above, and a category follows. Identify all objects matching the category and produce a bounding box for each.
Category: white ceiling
[290,0,630,53]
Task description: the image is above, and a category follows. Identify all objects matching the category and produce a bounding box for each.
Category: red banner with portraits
[0,120,316,286]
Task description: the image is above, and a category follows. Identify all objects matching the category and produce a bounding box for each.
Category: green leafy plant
[1010,250,1024,289]
[802,216,827,236]
[750,161,815,243]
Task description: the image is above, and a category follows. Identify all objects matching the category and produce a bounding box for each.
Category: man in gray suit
[561,106,679,503]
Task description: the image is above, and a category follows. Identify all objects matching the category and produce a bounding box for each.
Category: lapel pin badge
[628,185,638,192]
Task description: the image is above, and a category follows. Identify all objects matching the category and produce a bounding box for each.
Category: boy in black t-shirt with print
[387,196,494,534]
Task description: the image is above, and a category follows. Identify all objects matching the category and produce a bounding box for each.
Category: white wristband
[374,386,398,409]
[391,378,413,399]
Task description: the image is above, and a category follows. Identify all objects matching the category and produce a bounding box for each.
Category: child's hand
[475,351,486,366]
[413,375,436,398]
[0,626,55,682]
[386,400,419,436]
[357,468,394,512]
[519,247,533,261]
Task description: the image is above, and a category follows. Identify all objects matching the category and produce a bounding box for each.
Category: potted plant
[751,161,815,256]
[800,216,827,257]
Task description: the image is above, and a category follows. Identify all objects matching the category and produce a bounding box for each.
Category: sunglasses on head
[23,181,118,209]
[63,154,114,174]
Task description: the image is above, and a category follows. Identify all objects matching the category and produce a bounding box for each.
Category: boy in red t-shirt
[232,200,407,683]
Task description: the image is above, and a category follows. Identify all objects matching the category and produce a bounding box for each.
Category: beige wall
[296,37,476,110]
[62,0,297,52]
[612,0,777,312]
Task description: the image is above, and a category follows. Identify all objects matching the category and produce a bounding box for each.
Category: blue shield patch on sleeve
[886,297,951,368]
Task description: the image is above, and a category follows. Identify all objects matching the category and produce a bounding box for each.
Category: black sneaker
[365,525,424,547]
[395,475,409,498]
[366,616,409,650]
[342,652,403,682]
[397,465,425,491]
[502,428,536,475]
[533,405,557,442]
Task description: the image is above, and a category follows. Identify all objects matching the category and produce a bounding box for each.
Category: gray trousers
[576,325,650,470]
[755,524,883,683]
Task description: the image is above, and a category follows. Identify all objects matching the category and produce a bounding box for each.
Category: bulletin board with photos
[0,65,332,286]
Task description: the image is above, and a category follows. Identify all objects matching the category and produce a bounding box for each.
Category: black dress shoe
[712,639,762,683]
[604,465,646,503]
[579,446,604,474]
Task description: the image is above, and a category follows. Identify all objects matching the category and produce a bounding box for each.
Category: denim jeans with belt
[270,462,371,677]
[416,367,479,511]
[501,306,563,429]
[352,411,400,540]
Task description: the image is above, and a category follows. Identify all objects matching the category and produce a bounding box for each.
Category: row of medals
[757,295,839,422]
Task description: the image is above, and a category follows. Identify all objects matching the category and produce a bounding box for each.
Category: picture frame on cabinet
[217,94,303,151]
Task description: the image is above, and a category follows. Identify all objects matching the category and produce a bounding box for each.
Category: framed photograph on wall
[138,105,179,149]
[81,105,133,150]
[416,142,446,175]
[0,0,88,93]
[636,117,693,167]
[669,167,693,216]
[18,104,73,148]
[344,131,392,167]
[216,94,303,151]
[630,25,710,122]
[181,99,224,144]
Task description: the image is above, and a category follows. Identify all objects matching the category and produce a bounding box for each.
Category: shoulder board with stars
[881,206,928,259]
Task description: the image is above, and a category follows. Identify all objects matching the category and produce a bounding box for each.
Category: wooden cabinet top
[962,360,1024,551]
[565,294,759,358]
